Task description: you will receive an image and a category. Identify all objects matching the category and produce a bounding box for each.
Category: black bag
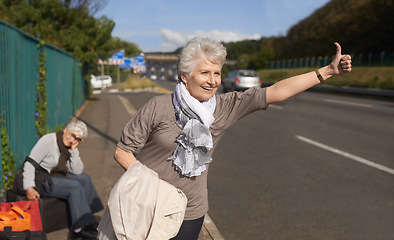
[14,157,53,197]
[0,227,47,240]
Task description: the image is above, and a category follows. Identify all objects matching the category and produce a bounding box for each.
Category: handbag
[0,227,48,240]
[14,157,53,197]
[0,205,31,231]
[0,201,43,231]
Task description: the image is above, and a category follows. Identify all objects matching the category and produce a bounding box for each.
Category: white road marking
[117,95,137,116]
[324,98,372,108]
[296,135,394,175]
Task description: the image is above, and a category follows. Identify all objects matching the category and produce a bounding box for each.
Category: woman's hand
[26,187,40,201]
[70,139,81,151]
[330,42,352,76]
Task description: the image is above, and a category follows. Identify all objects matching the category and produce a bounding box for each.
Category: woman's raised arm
[266,42,352,105]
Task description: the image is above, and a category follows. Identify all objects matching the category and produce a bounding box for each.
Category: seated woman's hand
[26,187,40,201]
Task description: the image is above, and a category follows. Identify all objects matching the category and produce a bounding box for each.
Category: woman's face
[63,130,83,147]
[182,58,221,102]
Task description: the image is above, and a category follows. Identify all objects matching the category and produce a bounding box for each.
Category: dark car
[222,70,261,92]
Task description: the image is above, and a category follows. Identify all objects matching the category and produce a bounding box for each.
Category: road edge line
[204,213,225,240]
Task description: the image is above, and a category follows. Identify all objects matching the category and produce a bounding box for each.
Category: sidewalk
[46,90,223,240]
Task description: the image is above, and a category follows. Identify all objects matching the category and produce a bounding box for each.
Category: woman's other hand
[330,42,352,76]
[114,147,137,170]
[26,187,40,201]
[70,139,81,151]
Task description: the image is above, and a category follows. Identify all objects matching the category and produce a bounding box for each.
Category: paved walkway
[46,90,223,239]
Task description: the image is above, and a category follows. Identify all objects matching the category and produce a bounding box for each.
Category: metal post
[117,65,120,85]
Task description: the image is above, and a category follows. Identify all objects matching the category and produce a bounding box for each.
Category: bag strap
[10,206,30,220]
[24,156,54,193]
[25,157,49,174]
[0,206,30,221]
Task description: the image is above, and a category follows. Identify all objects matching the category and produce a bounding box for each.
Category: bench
[6,190,71,233]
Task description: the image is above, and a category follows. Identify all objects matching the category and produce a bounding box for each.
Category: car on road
[90,75,112,89]
[222,69,262,92]
[150,75,157,81]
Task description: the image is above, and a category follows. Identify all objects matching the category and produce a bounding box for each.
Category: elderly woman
[114,37,352,239]
[17,119,103,239]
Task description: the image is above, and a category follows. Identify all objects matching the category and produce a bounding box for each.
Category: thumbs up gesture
[330,42,352,75]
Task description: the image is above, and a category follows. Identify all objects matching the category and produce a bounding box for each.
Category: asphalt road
[208,91,394,240]
[122,80,394,240]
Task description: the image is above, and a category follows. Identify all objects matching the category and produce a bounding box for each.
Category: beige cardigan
[97,161,187,240]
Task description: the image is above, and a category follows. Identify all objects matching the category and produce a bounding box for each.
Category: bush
[1,126,17,190]
[121,74,158,90]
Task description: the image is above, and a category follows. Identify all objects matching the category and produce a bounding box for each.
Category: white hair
[177,37,227,80]
[65,119,88,139]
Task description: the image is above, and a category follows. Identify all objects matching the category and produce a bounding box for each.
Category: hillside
[222,0,394,70]
[281,0,394,58]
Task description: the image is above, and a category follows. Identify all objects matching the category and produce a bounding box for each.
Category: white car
[90,75,112,89]
[222,70,261,92]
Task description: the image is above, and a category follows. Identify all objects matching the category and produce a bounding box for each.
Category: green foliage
[224,40,259,60]
[0,0,121,64]
[382,76,394,89]
[282,0,394,58]
[266,71,289,82]
[221,0,393,67]
[224,38,276,70]
[237,54,252,69]
[121,74,158,90]
[98,37,140,59]
[53,124,66,133]
[1,125,17,190]
[221,65,230,79]
[35,40,49,137]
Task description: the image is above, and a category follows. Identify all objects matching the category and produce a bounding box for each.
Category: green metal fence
[44,45,85,129]
[0,20,86,188]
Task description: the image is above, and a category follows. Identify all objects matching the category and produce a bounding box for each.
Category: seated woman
[17,119,103,239]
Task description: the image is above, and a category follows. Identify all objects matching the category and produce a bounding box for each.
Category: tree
[61,0,108,15]
[0,0,118,64]
[99,37,141,59]
[224,40,259,60]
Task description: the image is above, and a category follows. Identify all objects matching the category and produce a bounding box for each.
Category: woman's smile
[201,86,214,91]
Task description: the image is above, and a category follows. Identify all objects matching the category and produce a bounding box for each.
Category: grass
[257,66,394,90]
[113,67,394,91]
[119,74,159,90]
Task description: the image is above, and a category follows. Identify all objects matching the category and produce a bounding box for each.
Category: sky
[96,0,331,53]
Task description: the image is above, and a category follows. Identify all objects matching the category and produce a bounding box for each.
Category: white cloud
[159,29,261,51]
